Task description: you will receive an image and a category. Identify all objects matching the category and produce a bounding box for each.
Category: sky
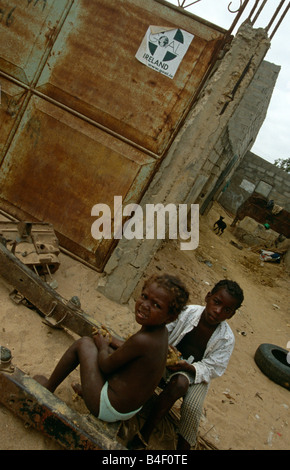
[166,0,290,165]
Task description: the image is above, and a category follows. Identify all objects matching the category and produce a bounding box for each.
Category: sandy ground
[0,202,289,451]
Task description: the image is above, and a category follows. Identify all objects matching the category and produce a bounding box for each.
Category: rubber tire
[254,343,290,391]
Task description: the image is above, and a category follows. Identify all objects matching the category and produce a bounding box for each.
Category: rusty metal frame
[0,221,60,278]
[0,0,238,274]
[266,1,290,39]
[0,367,125,450]
[247,0,290,39]
[168,0,290,39]
[0,240,110,336]
[0,240,128,449]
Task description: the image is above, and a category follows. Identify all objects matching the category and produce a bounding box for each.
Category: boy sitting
[128,279,244,449]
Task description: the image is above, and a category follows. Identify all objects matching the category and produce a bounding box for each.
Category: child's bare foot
[33,375,49,388]
[71,382,83,397]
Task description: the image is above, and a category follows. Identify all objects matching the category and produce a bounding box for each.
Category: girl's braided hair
[143,273,189,319]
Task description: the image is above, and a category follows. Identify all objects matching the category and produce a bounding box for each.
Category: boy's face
[135,282,173,327]
[204,287,238,326]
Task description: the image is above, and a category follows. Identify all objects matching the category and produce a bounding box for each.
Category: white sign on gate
[135,26,194,79]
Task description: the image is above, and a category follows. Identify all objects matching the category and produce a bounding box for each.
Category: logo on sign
[148,29,185,63]
[135,26,194,79]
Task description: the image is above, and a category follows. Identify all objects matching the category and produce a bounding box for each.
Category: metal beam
[0,244,127,450]
[0,367,125,450]
[0,241,118,337]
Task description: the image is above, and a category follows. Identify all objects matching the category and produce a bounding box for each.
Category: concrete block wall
[196,60,280,214]
[219,151,290,214]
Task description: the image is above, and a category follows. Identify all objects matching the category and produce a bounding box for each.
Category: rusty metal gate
[0,0,226,270]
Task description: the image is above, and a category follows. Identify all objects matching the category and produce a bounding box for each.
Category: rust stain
[0,0,226,270]
[0,368,125,450]
[36,0,225,155]
[0,78,27,160]
[0,96,155,269]
[0,0,72,84]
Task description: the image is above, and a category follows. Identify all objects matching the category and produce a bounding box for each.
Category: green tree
[274,157,290,173]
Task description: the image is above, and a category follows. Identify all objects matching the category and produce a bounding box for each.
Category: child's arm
[94,332,145,375]
[167,359,196,377]
[110,336,125,349]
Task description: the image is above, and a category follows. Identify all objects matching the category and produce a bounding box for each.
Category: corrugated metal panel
[0,96,155,268]
[0,0,226,270]
[0,77,27,158]
[36,0,226,155]
[0,0,73,84]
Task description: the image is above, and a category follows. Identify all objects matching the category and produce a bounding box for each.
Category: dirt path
[0,202,289,450]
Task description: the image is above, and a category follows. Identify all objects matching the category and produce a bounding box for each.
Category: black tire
[254,343,290,391]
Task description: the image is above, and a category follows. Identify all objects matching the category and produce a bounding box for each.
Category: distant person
[128,279,244,449]
[34,273,189,423]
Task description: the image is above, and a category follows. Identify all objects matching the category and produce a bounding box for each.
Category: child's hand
[92,325,112,343]
[167,360,194,374]
[166,345,182,366]
[92,330,111,349]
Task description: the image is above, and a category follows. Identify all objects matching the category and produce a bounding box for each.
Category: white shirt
[166,305,235,384]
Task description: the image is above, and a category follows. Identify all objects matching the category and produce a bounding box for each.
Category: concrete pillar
[98,22,270,303]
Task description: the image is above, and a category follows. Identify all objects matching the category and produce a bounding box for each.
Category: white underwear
[98,381,142,422]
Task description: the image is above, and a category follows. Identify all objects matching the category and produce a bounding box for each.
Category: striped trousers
[177,381,209,447]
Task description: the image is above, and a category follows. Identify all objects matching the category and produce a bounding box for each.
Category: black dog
[213,216,227,235]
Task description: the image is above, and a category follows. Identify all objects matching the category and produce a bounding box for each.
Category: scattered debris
[0,221,60,281]
[231,192,290,239]
[230,240,243,250]
[236,329,247,336]
[204,260,213,267]
[255,392,263,401]
[222,390,235,402]
[267,430,274,447]
[260,250,281,263]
